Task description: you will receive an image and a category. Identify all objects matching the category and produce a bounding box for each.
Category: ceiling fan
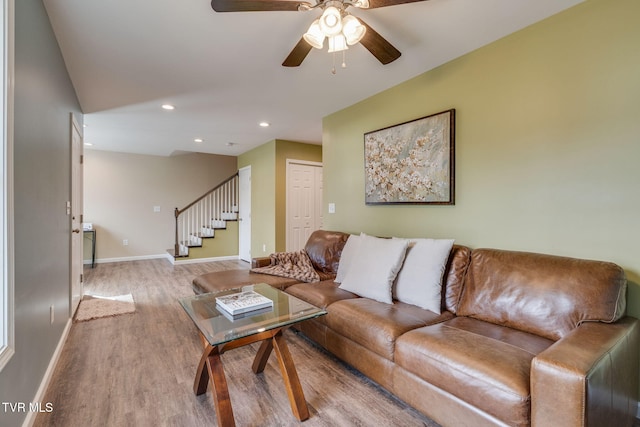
[210,0,430,67]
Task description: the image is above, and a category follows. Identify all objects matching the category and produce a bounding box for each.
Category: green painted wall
[239,140,322,257]
[275,140,323,251]
[239,141,277,259]
[323,0,640,319]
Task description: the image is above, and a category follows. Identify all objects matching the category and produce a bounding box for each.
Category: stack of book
[215,290,273,319]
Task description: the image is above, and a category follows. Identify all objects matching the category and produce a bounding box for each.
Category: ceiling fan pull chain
[332,51,337,74]
[342,50,347,69]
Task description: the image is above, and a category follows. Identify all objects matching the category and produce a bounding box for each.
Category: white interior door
[70,114,83,316]
[286,161,323,251]
[315,166,323,230]
[238,166,251,262]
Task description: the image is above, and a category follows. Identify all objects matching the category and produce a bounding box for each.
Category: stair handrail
[175,172,239,216]
[174,171,239,257]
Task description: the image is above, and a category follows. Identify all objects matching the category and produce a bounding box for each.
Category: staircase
[172,173,239,259]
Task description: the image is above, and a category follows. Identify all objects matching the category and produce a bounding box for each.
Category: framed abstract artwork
[364,109,455,205]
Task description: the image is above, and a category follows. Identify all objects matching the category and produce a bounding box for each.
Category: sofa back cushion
[443,245,472,314]
[304,230,351,275]
[457,249,627,341]
[334,233,360,283]
[339,234,409,304]
[393,238,455,314]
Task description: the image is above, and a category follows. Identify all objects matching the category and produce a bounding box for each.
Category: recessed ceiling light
[259,122,270,127]
[194,138,204,143]
[84,142,93,146]
[161,104,175,110]
[226,142,235,147]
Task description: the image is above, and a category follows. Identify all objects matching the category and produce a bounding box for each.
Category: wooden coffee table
[179,283,326,427]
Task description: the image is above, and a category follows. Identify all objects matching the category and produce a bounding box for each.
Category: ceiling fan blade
[366,0,430,9]
[358,20,401,65]
[282,38,313,67]
[211,0,304,12]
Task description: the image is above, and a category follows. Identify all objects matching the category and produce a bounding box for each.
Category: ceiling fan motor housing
[209,0,407,67]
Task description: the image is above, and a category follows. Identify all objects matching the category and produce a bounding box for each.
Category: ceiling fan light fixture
[342,15,366,45]
[328,34,348,53]
[303,19,325,49]
[352,0,370,8]
[319,6,343,36]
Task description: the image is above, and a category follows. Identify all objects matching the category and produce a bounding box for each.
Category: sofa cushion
[395,317,554,426]
[393,238,455,314]
[304,230,350,275]
[339,234,409,304]
[457,249,627,340]
[325,298,453,360]
[285,280,359,311]
[192,269,299,294]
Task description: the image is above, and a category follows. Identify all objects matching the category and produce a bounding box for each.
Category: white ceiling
[43,0,583,157]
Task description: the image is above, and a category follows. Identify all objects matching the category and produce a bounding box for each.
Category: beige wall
[84,150,237,260]
[323,0,640,315]
[239,140,322,257]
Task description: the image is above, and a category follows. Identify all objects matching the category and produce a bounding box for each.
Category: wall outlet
[328,203,336,214]
[153,206,161,213]
[123,239,129,246]
[262,244,267,252]
[50,305,54,324]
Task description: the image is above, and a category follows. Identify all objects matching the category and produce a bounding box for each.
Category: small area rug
[75,294,135,322]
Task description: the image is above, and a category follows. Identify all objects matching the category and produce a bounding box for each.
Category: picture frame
[364,109,455,205]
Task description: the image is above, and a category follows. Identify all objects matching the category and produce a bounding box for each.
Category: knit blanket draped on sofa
[250,250,320,283]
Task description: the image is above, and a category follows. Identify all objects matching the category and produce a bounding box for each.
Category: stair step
[167,248,189,258]
[199,227,215,238]
[195,232,215,239]
[210,220,227,229]
[221,212,237,221]
[180,240,202,249]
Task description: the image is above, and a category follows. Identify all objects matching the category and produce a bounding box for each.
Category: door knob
[72,229,81,233]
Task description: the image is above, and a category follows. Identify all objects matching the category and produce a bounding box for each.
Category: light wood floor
[34,258,439,427]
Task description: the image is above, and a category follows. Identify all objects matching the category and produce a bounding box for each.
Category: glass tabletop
[179,283,326,346]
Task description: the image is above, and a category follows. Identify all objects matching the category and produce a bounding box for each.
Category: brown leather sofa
[192,230,639,427]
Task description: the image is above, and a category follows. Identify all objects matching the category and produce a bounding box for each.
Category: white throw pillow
[339,234,409,304]
[393,238,455,314]
[335,234,361,284]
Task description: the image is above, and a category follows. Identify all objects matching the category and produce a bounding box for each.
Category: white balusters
[174,174,239,257]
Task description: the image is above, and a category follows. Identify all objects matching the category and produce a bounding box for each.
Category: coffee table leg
[252,338,274,374]
[206,352,236,427]
[194,344,236,427]
[272,332,310,421]
[194,344,215,395]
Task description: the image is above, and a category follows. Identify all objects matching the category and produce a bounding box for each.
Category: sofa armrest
[251,257,272,268]
[531,316,639,427]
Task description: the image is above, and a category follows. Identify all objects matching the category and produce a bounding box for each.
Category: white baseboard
[22,318,72,427]
[87,253,241,266]
[92,253,172,264]
[170,255,240,265]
